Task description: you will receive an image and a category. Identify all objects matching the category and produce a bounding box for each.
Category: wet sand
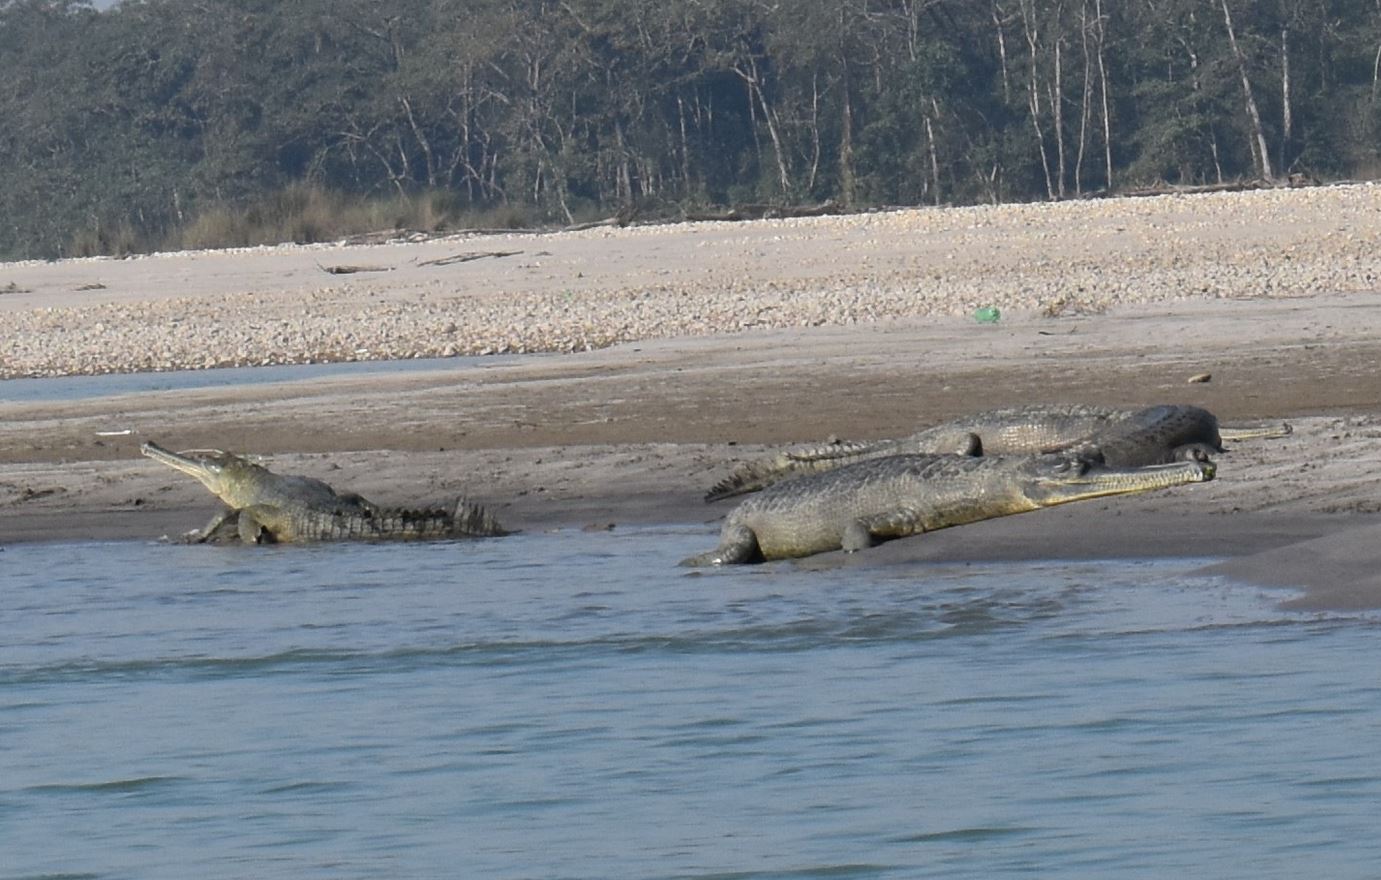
[4,187,1381,609]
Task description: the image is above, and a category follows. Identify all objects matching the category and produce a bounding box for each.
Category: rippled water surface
[3,528,1380,879]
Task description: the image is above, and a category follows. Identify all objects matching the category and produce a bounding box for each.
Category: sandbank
[3,185,1381,610]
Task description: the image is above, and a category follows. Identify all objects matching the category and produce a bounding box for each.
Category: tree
[4,0,1381,259]
[1218,0,1274,180]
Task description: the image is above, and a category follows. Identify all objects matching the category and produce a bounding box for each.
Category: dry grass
[66,221,148,258]
[65,185,543,257]
[170,185,463,251]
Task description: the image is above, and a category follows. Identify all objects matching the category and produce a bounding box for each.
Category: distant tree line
[2,0,1381,259]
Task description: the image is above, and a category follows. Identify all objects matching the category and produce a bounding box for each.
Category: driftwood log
[682,201,843,222]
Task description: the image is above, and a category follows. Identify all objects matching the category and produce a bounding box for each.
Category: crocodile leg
[237,505,278,544]
[679,524,761,566]
[845,508,927,551]
[186,508,239,543]
[1170,442,1219,462]
[840,520,875,552]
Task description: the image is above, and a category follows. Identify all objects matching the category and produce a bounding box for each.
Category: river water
[3,526,1379,880]
[0,354,536,404]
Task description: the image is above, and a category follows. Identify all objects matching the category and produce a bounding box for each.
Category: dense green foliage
[3,0,1380,259]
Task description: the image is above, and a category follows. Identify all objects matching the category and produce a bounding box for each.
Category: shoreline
[4,324,1380,612]
[4,185,1381,609]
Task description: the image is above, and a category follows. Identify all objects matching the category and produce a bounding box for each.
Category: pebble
[2,184,1380,378]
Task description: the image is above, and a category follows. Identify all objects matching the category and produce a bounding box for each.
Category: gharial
[705,403,1286,501]
[682,451,1215,566]
[141,441,506,544]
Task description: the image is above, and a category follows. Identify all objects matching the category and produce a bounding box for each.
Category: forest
[3,0,1381,260]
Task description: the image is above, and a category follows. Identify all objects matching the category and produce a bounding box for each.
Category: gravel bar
[3,183,1379,379]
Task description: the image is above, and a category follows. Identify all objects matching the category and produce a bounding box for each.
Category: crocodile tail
[782,438,886,463]
[452,497,508,537]
[704,439,893,502]
[1219,422,1292,442]
[705,459,788,502]
[705,433,983,503]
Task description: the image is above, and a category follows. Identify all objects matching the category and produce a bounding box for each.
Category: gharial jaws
[683,451,1215,566]
[141,441,506,544]
[705,403,1287,502]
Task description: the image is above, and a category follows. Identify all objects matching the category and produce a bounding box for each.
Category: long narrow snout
[140,441,220,480]
[1028,457,1214,505]
[139,441,241,501]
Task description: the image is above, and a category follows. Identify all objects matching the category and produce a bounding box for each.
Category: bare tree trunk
[1280,26,1292,171]
[838,64,855,206]
[1075,0,1092,195]
[452,67,476,200]
[1094,0,1113,189]
[1219,0,1274,181]
[735,54,792,196]
[360,134,408,198]
[394,134,411,191]
[1180,38,1224,183]
[1053,29,1067,198]
[994,3,1011,103]
[614,119,632,203]
[903,0,921,62]
[807,74,822,194]
[983,162,1001,204]
[1371,0,1381,105]
[756,82,792,197]
[744,75,763,159]
[1020,1,1056,199]
[400,96,437,187]
[677,95,692,197]
[1372,41,1381,104]
[926,104,942,206]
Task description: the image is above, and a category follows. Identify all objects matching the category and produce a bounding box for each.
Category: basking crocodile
[141,441,506,544]
[706,404,1285,501]
[682,452,1215,566]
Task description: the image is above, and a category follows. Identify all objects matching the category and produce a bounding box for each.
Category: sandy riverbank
[4,183,1380,378]
[4,185,1381,609]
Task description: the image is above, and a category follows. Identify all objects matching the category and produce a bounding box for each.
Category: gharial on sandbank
[682,451,1215,566]
[141,441,505,544]
[705,403,1287,501]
